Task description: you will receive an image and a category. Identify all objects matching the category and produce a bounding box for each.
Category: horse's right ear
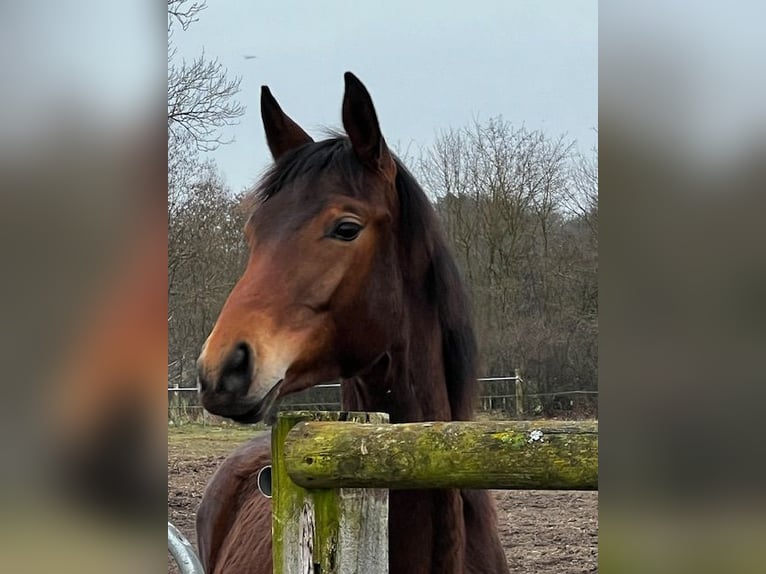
[260,86,314,161]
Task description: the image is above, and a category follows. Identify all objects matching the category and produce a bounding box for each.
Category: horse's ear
[342,72,396,180]
[260,86,313,161]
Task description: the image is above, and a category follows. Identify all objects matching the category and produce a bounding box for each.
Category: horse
[196,72,509,574]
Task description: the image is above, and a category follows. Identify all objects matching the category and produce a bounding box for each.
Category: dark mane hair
[393,157,479,420]
[250,135,361,204]
[247,136,479,420]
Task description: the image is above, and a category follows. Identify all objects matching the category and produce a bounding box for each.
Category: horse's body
[196,73,509,573]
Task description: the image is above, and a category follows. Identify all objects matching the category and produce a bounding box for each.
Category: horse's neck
[344,307,454,423]
[341,312,472,573]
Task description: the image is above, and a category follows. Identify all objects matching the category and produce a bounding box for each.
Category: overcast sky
[174,1,597,193]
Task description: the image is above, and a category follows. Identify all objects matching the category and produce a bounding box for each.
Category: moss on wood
[284,420,598,491]
[272,411,389,574]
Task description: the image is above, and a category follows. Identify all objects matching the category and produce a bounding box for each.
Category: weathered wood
[272,411,390,574]
[514,368,524,416]
[284,420,598,491]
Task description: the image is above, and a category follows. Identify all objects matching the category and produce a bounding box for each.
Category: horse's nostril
[219,342,253,394]
[230,344,248,371]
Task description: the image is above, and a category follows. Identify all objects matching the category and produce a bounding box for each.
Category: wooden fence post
[272,411,389,574]
[515,368,524,417]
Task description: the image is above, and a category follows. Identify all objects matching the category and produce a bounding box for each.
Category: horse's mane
[246,136,479,420]
[392,158,479,420]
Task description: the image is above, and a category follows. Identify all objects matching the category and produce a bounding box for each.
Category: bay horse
[196,72,509,574]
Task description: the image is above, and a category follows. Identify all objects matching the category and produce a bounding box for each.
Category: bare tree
[566,135,598,240]
[168,161,248,387]
[167,0,244,152]
[419,118,598,416]
[167,1,248,390]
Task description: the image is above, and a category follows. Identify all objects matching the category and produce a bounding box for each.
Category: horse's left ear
[261,86,314,161]
[342,72,396,181]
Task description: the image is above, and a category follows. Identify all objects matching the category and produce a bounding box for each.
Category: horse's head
[198,73,405,423]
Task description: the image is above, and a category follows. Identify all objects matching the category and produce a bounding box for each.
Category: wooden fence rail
[284,419,598,490]
[272,411,598,574]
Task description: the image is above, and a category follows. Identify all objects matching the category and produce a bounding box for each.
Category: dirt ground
[168,425,598,573]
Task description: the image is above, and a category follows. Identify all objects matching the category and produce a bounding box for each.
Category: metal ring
[257,465,272,498]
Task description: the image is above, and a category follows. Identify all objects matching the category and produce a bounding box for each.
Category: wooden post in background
[272,411,389,574]
[515,368,524,417]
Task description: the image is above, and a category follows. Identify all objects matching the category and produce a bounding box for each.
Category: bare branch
[167,1,244,152]
[168,53,244,152]
[168,0,206,32]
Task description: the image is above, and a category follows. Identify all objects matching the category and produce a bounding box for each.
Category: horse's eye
[330,221,363,242]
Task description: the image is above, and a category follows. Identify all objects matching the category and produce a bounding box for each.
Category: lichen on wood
[283,420,598,491]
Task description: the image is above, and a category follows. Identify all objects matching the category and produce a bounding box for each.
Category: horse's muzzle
[197,342,254,417]
[197,342,282,423]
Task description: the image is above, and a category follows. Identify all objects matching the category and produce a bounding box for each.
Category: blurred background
[600,1,766,572]
[0,0,165,571]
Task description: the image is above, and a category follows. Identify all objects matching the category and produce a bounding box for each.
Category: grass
[168,423,268,459]
[168,414,597,459]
